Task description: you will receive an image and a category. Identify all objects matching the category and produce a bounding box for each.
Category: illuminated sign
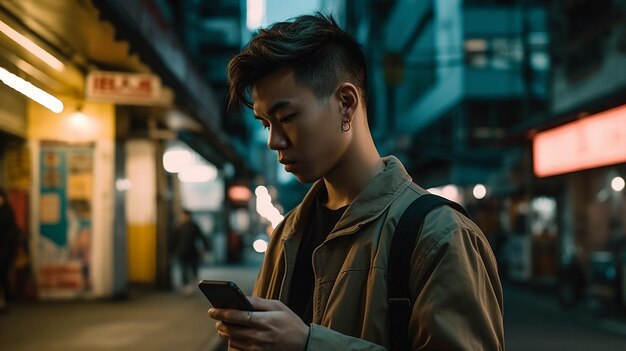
[533,104,626,177]
[228,184,252,203]
[86,71,161,105]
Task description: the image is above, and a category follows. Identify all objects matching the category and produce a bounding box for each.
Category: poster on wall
[5,144,31,190]
[38,142,94,299]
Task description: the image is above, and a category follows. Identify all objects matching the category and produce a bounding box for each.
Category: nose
[267,125,289,150]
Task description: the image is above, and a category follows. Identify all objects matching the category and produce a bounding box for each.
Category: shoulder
[393,182,484,244]
[413,203,492,271]
[389,185,490,262]
[423,204,484,243]
[385,182,428,217]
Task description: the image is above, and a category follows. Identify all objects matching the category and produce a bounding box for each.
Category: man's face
[252,69,350,183]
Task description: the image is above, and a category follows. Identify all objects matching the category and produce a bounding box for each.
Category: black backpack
[388,194,468,351]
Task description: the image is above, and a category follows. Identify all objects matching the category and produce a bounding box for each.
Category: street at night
[2,0,626,350]
[505,286,626,351]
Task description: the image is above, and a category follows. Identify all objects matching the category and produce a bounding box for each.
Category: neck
[322,137,383,210]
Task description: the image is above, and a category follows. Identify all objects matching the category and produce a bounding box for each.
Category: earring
[341,119,351,133]
[341,113,350,133]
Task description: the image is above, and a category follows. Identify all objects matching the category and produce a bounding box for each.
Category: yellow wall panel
[127,224,156,283]
[28,97,115,141]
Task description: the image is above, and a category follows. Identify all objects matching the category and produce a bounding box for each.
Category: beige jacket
[253,156,504,350]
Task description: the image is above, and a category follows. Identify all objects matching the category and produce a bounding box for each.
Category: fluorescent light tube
[0,19,64,71]
[0,66,64,113]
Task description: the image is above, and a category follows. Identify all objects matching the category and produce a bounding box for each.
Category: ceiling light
[0,19,64,71]
[0,66,63,113]
[178,164,218,183]
[0,21,65,72]
[163,149,191,173]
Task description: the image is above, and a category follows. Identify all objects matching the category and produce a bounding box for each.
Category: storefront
[533,103,626,305]
[0,0,235,300]
[0,74,32,299]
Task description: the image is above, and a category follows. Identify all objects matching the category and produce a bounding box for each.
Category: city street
[1,0,626,350]
[0,260,262,351]
[3,257,626,350]
[505,286,626,351]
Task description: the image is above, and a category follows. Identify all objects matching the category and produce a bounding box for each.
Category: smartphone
[198,280,254,311]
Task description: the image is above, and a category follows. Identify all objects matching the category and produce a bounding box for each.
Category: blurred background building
[0,0,625,317]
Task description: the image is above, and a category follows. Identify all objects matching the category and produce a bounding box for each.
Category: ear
[337,83,359,120]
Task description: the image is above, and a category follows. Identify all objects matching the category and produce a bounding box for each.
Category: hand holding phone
[198,280,254,311]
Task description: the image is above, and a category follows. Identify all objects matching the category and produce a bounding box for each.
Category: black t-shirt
[288,191,347,325]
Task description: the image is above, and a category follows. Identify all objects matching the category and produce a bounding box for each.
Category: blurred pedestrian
[171,209,208,295]
[0,188,19,312]
[208,13,504,350]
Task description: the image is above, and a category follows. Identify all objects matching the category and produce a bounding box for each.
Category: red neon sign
[533,104,626,177]
[228,185,252,203]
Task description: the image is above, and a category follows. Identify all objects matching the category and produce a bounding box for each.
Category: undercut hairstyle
[227,12,368,109]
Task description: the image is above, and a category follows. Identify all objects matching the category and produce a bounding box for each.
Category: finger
[230,338,259,351]
[217,321,252,334]
[216,328,229,340]
[247,296,287,311]
[218,321,266,347]
[215,321,231,340]
[209,308,253,325]
[228,328,272,351]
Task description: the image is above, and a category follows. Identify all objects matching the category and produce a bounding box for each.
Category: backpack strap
[388,194,468,351]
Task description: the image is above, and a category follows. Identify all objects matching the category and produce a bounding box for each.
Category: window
[465,39,489,68]
[464,36,546,71]
[528,32,549,71]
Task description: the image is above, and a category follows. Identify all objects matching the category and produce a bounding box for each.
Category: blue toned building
[351,0,548,189]
[326,0,551,282]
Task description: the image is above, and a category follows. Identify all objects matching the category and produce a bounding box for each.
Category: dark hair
[227,12,368,109]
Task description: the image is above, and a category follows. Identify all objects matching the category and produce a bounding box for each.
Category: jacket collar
[281,156,412,240]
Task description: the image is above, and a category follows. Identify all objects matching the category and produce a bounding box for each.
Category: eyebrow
[254,100,291,120]
[268,100,291,116]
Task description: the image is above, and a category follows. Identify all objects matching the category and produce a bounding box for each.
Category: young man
[208,13,504,350]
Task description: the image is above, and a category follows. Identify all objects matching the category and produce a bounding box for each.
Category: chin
[293,172,321,184]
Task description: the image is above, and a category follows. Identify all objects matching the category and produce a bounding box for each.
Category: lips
[279,158,295,165]
[279,158,297,172]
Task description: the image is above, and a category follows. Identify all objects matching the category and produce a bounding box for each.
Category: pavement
[504,282,626,338]
[3,253,626,351]
[0,256,262,351]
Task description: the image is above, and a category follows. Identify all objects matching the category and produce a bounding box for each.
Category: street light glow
[178,164,218,183]
[255,185,284,229]
[253,239,268,253]
[611,176,625,192]
[162,149,191,173]
[246,0,266,30]
[473,184,487,200]
[442,185,459,201]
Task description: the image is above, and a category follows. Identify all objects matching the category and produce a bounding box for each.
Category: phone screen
[198,280,254,311]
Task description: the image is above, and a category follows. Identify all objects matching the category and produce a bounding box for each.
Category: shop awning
[0,0,253,177]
